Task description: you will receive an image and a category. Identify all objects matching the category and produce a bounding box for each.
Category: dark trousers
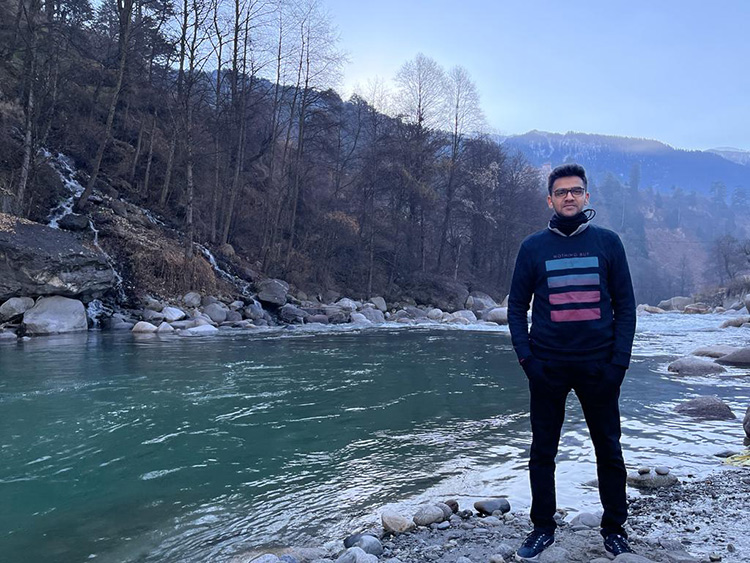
[528,359,627,538]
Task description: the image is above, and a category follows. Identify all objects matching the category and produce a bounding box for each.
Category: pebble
[570,511,600,528]
[655,466,670,475]
[709,554,722,562]
[478,516,502,527]
[443,499,459,513]
[436,521,450,530]
[537,546,569,562]
[638,466,652,475]
[435,502,453,520]
[335,547,378,563]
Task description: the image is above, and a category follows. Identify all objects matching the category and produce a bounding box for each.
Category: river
[1,314,748,562]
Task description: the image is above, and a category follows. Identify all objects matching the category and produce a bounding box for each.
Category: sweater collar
[548,210,595,237]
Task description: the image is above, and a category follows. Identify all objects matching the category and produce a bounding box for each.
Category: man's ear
[547,195,553,209]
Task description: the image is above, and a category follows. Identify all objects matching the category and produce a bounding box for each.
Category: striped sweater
[508,222,636,368]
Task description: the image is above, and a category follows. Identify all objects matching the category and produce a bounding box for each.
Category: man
[508,163,636,561]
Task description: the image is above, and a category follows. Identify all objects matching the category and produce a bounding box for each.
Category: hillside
[501,131,750,198]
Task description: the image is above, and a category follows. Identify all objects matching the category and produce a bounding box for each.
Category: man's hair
[547,163,588,195]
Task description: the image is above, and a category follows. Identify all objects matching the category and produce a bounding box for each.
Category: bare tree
[75,0,135,211]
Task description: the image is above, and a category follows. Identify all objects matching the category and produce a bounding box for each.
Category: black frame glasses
[552,187,586,198]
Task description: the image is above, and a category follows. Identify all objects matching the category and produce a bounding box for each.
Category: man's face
[547,175,589,217]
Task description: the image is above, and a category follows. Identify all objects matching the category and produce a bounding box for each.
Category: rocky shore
[234,466,750,563]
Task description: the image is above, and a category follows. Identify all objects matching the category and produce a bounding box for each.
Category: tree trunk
[75,0,133,211]
[159,126,177,206]
[141,111,157,196]
[129,117,145,185]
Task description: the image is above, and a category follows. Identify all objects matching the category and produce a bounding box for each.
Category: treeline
[0,0,546,300]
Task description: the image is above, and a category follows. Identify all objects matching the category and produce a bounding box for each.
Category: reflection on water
[0,314,748,562]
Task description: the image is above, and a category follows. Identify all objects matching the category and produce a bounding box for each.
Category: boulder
[132,321,158,333]
[162,306,186,322]
[183,292,202,307]
[351,536,383,557]
[627,471,678,490]
[279,304,308,324]
[324,306,350,324]
[427,308,443,320]
[691,345,741,358]
[0,330,17,339]
[474,498,511,516]
[203,303,228,323]
[101,314,134,330]
[229,300,244,311]
[244,300,265,321]
[675,396,735,420]
[719,316,750,328]
[404,305,427,319]
[156,322,174,333]
[336,298,358,311]
[307,314,329,324]
[359,307,385,323]
[22,296,88,334]
[452,309,477,323]
[58,213,90,232]
[370,296,387,312]
[716,347,750,367]
[465,291,497,313]
[350,312,371,325]
[413,505,445,526]
[141,309,164,322]
[0,213,116,301]
[683,302,710,314]
[569,512,600,528]
[667,356,726,376]
[181,324,219,336]
[656,296,693,311]
[257,279,289,306]
[744,406,750,440]
[335,547,377,563]
[143,295,164,311]
[0,297,35,322]
[484,307,508,324]
[225,310,242,322]
[636,304,666,314]
[381,510,416,534]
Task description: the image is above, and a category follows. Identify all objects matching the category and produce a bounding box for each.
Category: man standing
[508,163,636,561]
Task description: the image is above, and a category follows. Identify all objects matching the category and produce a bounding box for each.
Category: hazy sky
[323,0,750,151]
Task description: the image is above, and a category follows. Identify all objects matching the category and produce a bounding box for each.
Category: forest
[1,0,747,305]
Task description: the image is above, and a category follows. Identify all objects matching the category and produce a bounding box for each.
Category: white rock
[156,322,174,333]
[181,324,219,336]
[0,297,35,322]
[183,292,202,307]
[22,297,88,334]
[453,309,477,322]
[413,505,445,526]
[427,308,443,320]
[484,307,508,324]
[132,321,158,333]
[381,510,416,534]
[350,312,371,325]
[370,296,387,312]
[336,298,358,311]
[162,306,186,322]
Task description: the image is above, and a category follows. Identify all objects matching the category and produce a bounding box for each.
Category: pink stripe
[551,308,601,322]
[549,291,601,305]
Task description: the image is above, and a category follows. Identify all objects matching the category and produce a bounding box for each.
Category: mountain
[499,131,750,196]
[707,147,750,166]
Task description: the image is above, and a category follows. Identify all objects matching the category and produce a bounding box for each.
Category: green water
[1,323,747,562]
[0,328,529,562]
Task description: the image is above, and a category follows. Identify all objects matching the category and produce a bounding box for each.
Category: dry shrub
[130,245,217,297]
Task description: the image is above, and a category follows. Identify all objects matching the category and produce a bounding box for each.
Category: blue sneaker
[515,529,554,561]
[604,533,633,557]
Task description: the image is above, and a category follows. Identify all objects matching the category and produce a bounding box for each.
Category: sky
[322,0,750,152]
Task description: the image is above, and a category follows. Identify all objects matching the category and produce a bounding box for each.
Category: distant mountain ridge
[499,131,750,195]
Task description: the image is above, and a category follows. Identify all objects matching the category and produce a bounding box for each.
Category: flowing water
[1,315,749,563]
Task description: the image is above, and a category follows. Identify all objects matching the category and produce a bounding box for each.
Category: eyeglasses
[552,187,586,198]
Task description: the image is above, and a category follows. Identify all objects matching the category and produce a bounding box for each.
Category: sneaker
[515,529,555,561]
[604,533,634,558]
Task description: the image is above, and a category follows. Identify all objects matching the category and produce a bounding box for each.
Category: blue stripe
[547,273,600,288]
[545,256,599,271]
